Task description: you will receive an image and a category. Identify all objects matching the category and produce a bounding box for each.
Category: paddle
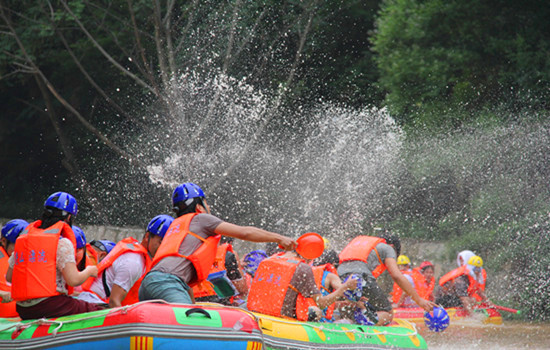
[492,305,521,314]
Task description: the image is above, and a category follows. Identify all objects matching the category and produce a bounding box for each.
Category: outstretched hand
[278,236,297,251]
[417,298,438,312]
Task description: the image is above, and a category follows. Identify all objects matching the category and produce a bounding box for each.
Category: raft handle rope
[0,300,168,336]
[0,299,419,340]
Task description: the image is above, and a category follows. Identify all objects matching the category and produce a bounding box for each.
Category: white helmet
[457,250,475,267]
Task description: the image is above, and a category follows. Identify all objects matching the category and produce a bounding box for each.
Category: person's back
[248,233,356,321]
[247,251,319,319]
[138,183,296,304]
[6,192,101,320]
[0,219,28,317]
[337,233,436,325]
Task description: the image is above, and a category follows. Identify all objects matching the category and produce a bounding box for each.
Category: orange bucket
[296,232,325,260]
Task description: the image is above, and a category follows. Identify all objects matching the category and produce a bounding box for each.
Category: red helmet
[296,232,325,260]
[420,261,434,270]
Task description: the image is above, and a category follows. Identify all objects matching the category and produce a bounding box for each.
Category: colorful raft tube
[394,302,503,326]
[0,301,427,350]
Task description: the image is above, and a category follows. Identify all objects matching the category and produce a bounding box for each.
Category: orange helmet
[296,232,325,260]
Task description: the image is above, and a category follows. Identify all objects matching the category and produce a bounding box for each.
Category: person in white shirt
[78,215,173,307]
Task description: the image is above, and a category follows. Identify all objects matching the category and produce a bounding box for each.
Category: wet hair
[379,232,401,256]
[40,207,72,229]
[315,249,340,268]
[173,197,204,217]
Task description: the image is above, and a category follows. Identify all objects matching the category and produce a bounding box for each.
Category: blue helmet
[343,274,366,302]
[146,215,174,238]
[172,183,205,207]
[73,226,87,249]
[424,307,450,332]
[1,219,29,243]
[44,192,78,216]
[98,240,116,254]
[243,250,268,276]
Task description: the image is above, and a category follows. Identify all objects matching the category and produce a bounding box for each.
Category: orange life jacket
[81,237,151,305]
[193,243,234,298]
[339,236,387,278]
[0,246,17,317]
[390,268,413,305]
[85,243,99,266]
[11,220,77,301]
[467,269,487,301]
[439,265,487,300]
[152,213,221,286]
[295,263,337,321]
[247,254,304,318]
[411,267,435,301]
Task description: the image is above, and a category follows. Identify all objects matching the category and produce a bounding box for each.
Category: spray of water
[140,71,403,246]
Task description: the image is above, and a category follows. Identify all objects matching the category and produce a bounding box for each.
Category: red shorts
[16,294,105,320]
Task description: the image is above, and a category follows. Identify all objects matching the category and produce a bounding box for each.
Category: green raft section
[255,312,427,350]
[0,302,427,350]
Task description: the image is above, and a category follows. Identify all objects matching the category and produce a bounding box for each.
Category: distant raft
[394,303,503,327]
[0,301,427,350]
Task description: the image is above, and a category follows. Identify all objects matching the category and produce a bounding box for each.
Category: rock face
[68,224,144,243]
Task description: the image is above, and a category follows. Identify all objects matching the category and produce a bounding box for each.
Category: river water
[422,320,550,350]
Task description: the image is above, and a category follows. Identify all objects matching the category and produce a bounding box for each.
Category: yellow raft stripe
[131,336,153,350]
[246,341,263,350]
[255,314,309,341]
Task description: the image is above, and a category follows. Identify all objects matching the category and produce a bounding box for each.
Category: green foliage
[489,212,550,321]
[372,0,550,126]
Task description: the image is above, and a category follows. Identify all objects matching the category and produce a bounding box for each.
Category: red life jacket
[11,220,77,301]
[0,246,17,317]
[295,263,337,321]
[81,237,151,305]
[339,236,387,278]
[247,254,305,318]
[411,267,435,301]
[439,265,487,300]
[390,268,413,305]
[193,243,234,298]
[152,213,221,286]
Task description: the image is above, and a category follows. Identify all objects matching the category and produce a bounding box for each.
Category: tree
[0,0,350,223]
[371,0,550,127]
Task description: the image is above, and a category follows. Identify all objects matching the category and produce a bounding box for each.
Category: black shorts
[340,272,392,313]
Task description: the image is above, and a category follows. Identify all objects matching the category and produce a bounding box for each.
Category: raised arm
[214,222,296,250]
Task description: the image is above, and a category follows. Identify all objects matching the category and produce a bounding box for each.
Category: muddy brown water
[421,320,550,349]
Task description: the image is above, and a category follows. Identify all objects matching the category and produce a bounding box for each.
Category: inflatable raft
[0,301,427,349]
[394,303,503,326]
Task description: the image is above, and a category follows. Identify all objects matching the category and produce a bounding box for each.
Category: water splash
[140,72,403,245]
